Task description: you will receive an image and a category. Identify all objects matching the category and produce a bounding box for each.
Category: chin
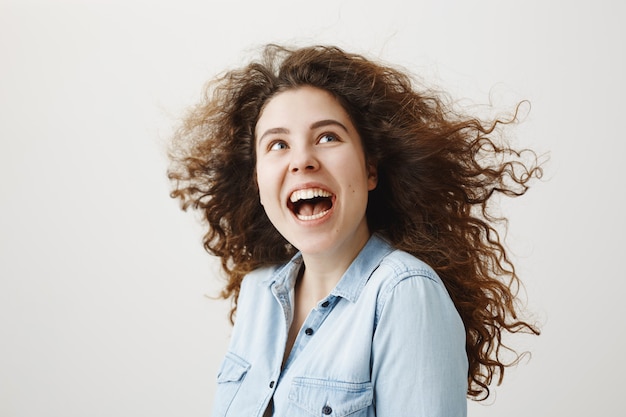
[287,233,335,256]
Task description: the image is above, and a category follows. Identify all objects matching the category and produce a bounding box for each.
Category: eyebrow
[257,119,350,144]
[310,119,349,133]
[258,127,289,143]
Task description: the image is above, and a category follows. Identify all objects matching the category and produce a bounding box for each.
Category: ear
[367,162,378,191]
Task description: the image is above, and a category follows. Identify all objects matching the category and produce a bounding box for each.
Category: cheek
[258,187,269,206]
[255,165,274,207]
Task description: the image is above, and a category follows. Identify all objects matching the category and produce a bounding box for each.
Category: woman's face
[254,86,377,259]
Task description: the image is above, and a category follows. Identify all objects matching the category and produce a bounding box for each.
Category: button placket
[287,296,336,367]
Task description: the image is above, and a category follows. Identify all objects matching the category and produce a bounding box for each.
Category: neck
[298,230,371,300]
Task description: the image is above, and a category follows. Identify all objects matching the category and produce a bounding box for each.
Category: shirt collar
[331,234,393,303]
[260,234,394,303]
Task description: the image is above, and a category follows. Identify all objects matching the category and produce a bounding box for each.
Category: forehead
[255,86,353,136]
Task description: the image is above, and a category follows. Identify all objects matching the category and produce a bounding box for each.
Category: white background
[1,0,624,416]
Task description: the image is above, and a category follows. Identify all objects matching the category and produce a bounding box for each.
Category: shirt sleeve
[371,274,468,417]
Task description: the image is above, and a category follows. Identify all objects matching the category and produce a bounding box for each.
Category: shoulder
[240,253,302,292]
[347,234,444,298]
[239,265,277,292]
[240,265,277,289]
[231,265,282,329]
[375,249,444,289]
[369,249,455,321]
[236,265,279,307]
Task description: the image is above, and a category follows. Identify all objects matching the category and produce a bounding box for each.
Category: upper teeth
[290,188,332,203]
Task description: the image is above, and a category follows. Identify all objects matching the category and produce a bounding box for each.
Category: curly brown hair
[168,44,542,400]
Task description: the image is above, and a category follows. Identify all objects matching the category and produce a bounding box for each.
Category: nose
[289,146,319,173]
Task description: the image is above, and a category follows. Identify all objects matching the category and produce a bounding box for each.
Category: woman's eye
[269,141,288,151]
[318,133,339,144]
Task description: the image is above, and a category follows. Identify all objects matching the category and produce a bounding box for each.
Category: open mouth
[288,188,334,221]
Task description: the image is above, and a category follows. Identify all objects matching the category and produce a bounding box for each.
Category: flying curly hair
[168,44,542,400]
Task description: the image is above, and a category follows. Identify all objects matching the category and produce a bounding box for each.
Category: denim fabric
[212,234,468,417]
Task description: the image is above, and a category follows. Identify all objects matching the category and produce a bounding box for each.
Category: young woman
[168,44,542,416]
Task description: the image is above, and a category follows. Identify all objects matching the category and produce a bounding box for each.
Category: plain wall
[1,0,624,416]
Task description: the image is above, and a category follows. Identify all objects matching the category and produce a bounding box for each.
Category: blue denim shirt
[212,234,468,416]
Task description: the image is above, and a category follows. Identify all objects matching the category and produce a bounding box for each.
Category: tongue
[298,199,332,216]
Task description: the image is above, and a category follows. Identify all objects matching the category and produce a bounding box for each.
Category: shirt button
[305,328,314,336]
[322,405,332,415]
[269,381,275,388]
[321,301,330,308]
